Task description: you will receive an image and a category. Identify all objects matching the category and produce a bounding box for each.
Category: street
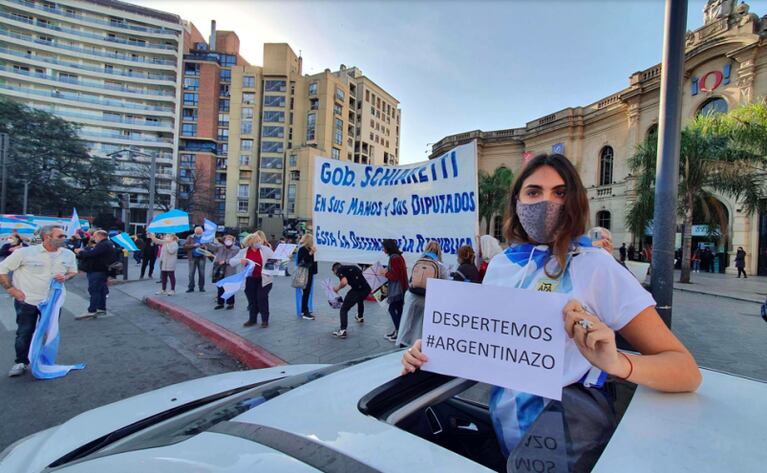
[0,274,242,451]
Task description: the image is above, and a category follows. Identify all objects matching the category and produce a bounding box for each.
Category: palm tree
[627,107,767,284]
[478,166,514,234]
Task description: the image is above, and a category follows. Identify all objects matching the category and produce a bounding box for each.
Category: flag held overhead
[146,209,190,234]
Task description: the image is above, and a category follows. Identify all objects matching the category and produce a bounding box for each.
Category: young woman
[395,240,449,347]
[402,153,701,458]
[452,245,480,283]
[150,233,178,295]
[210,234,240,309]
[296,234,318,320]
[230,230,275,328]
[382,238,409,342]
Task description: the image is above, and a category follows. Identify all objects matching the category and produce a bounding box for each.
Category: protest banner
[312,141,478,268]
[421,279,568,400]
[272,243,298,260]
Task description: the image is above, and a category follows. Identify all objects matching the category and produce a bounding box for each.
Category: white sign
[312,141,479,268]
[272,243,297,261]
[362,262,387,293]
[422,279,568,401]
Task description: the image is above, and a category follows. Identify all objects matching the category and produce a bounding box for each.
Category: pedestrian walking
[184,226,208,292]
[0,225,77,377]
[736,246,747,278]
[151,233,179,295]
[230,231,275,328]
[74,229,116,319]
[396,240,449,346]
[210,235,240,310]
[619,243,627,263]
[331,262,372,339]
[139,233,158,279]
[296,234,318,320]
[382,239,409,342]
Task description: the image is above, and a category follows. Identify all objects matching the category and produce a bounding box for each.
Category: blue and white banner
[66,208,81,238]
[0,216,37,235]
[215,260,256,300]
[200,218,217,244]
[312,141,479,268]
[8,215,90,232]
[147,209,190,234]
[111,232,139,252]
[29,281,85,379]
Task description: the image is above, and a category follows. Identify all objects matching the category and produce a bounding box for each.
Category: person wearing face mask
[0,234,28,258]
[402,154,701,461]
[229,231,275,327]
[0,225,77,377]
[210,234,240,310]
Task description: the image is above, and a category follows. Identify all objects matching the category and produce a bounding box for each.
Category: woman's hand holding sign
[401,339,428,375]
[563,299,628,379]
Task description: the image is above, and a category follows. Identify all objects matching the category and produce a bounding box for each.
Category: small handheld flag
[111,232,139,252]
[200,218,217,244]
[147,209,190,234]
[216,261,255,300]
[66,208,81,238]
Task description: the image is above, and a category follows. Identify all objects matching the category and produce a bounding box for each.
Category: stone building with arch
[430,1,767,275]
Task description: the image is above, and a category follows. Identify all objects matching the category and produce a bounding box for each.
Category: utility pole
[148,151,156,226]
[651,0,688,328]
[22,180,29,214]
[0,132,8,214]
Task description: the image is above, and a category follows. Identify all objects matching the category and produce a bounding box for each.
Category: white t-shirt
[483,246,656,386]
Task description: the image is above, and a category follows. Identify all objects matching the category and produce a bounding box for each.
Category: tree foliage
[0,97,117,216]
[478,166,514,234]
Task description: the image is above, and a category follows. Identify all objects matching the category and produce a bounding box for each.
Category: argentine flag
[216,261,256,300]
[66,208,81,238]
[29,281,86,379]
[200,218,217,244]
[111,232,139,252]
[147,209,190,234]
[0,216,36,236]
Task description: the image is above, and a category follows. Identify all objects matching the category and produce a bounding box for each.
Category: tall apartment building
[0,0,184,231]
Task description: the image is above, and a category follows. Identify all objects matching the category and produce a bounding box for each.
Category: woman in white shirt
[402,153,700,457]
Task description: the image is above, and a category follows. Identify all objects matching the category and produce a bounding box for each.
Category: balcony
[0,11,178,51]
[0,65,175,97]
[0,82,175,112]
[80,130,173,144]
[5,0,180,35]
[31,106,173,129]
[0,28,176,66]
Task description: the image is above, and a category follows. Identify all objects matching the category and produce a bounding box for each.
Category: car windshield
[361,370,637,473]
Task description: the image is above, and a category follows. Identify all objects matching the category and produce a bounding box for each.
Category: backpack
[409,257,440,296]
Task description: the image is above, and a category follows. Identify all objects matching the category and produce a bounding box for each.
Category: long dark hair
[382,238,402,256]
[503,153,589,277]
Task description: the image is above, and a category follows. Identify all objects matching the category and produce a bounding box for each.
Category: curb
[673,286,763,305]
[144,296,286,369]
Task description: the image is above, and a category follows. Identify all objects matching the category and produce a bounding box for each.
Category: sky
[134,0,767,164]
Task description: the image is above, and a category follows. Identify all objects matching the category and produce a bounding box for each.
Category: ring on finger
[578,319,594,331]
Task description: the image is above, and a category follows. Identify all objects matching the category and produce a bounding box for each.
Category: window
[183,78,198,90]
[334,118,343,146]
[242,93,255,104]
[493,216,503,241]
[239,170,252,180]
[261,141,284,153]
[310,98,319,111]
[238,184,249,198]
[365,90,370,102]
[263,111,285,123]
[260,188,282,200]
[181,123,197,136]
[288,154,297,167]
[241,108,253,119]
[180,154,196,166]
[599,146,613,186]
[264,80,286,92]
[262,126,285,138]
[217,128,229,140]
[290,170,300,181]
[219,99,230,112]
[306,113,316,141]
[260,172,282,184]
[183,108,197,120]
[309,82,318,96]
[241,139,253,151]
[184,63,200,76]
[220,54,236,66]
[263,95,285,107]
[259,203,281,214]
[183,93,198,106]
[218,143,228,156]
[331,148,340,160]
[240,154,251,166]
[215,188,227,200]
[219,69,231,82]
[238,200,249,212]
[698,97,728,116]
[241,120,253,134]
[596,210,611,230]
[261,157,284,169]
[243,76,255,88]
[334,103,342,115]
[216,158,227,170]
[219,84,230,97]
[335,88,345,102]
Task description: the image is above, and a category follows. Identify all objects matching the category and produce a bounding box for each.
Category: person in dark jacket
[331,263,371,339]
[139,233,158,279]
[296,234,318,320]
[735,247,747,278]
[451,245,481,283]
[74,230,115,319]
[382,239,409,342]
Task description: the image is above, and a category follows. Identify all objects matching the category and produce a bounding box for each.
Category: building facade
[0,0,184,231]
[430,1,767,276]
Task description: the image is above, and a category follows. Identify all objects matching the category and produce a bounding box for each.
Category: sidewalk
[671,269,766,304]
[112,259,400,367]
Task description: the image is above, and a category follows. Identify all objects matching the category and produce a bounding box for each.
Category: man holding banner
[0,225,77,377]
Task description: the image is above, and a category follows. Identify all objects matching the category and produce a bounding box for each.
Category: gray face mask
[516,200,564,244]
